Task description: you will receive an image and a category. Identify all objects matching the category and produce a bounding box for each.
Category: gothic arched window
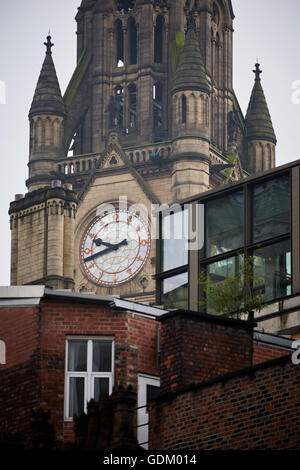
[116,20,124,67]
[153,82,163,128]
[115,86,124,128]
[128,17,137,65]
[129,84,137,128]
[181,94,187,124]
[154,15,165,64]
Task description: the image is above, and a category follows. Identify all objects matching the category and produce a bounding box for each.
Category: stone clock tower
[9,0,276,302]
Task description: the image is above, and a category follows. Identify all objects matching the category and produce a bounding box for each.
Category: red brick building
[0,287,298,451]
[149,310,300,450]
[0,286,165,449]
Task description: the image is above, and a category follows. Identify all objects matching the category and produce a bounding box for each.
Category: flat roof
[0,285,168,318]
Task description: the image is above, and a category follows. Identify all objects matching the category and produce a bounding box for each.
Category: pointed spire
[172,9,209,95]
[186,3,196,34]
[245,63,276,144]
[29,35,65,118]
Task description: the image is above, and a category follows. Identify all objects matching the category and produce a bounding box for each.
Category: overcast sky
[0,0,299,286]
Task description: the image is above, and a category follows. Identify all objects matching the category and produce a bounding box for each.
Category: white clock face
[79,209,151,287]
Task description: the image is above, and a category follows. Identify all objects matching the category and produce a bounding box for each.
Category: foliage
[199,256,264,319]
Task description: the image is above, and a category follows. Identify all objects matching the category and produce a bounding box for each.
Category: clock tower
[9,0,276,302]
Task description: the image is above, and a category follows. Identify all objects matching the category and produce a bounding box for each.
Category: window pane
[252,174,290,243]
[68,341,87,372]
[206,255,240,282]
[162,272,188,309]
[69,377,85,418]
[147,384,160,403]
[162,210,188,271]
[253,240,291,302]
[94,378,110,402]
[205,255,243,314]
[93,341,112,372]
[206,190,244,257]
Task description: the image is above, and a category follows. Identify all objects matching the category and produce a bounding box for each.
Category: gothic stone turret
[171,9,211,200]
[28,36,66,191]
[245,63,277,173]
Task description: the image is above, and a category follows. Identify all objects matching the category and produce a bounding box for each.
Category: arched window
[0,340,6,365]
[129,84,137,128]
[181,95,187,124]
[128,17,137,65]
[154,16,165,64]
[116,20,124,67]
[153,82,163,128]
[115,86,124,128]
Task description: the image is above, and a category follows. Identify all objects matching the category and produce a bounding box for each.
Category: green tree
[199,256,264,320]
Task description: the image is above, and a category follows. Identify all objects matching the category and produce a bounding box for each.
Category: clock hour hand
[84,239,128,263]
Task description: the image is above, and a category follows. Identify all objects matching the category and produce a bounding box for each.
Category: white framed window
[65,337,114,420]
[137,374,160,449]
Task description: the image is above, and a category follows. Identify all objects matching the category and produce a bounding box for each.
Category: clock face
[79,209,151,287]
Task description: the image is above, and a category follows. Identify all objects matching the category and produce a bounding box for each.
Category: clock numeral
[137,256,144,262]
[141,240,147,246]
[113,274,117,282]
[88,233,95,239]
[87,262,94,270]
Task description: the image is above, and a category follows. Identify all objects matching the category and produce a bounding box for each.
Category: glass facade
[205,190,244,257]
[158,169,294,314]
[253,240,291,302]
[162,209,188,272]
[162,272,188,310]
[252,175,290,243]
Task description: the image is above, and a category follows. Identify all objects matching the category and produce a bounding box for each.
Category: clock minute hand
[84,239,128,263]
[93,238,114,248]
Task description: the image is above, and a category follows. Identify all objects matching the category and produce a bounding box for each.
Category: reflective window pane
[206,255,240,282]
[253,240,291,302]
[205,255,243,314]
[69,377,85,418]
[94,378,110,401]
[252,175,290,243]
[162,272,188,309]
[162,210,188,271]
[206,190,244,257]
[93,341,112,372]
[68,341,87,372]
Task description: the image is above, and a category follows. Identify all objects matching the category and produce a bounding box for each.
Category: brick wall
[149,356,300,450]
[0,306,40,446]
[159,310,253,393]
[253,342,291,365]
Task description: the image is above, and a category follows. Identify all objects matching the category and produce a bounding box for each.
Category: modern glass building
[156,160,299,327]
